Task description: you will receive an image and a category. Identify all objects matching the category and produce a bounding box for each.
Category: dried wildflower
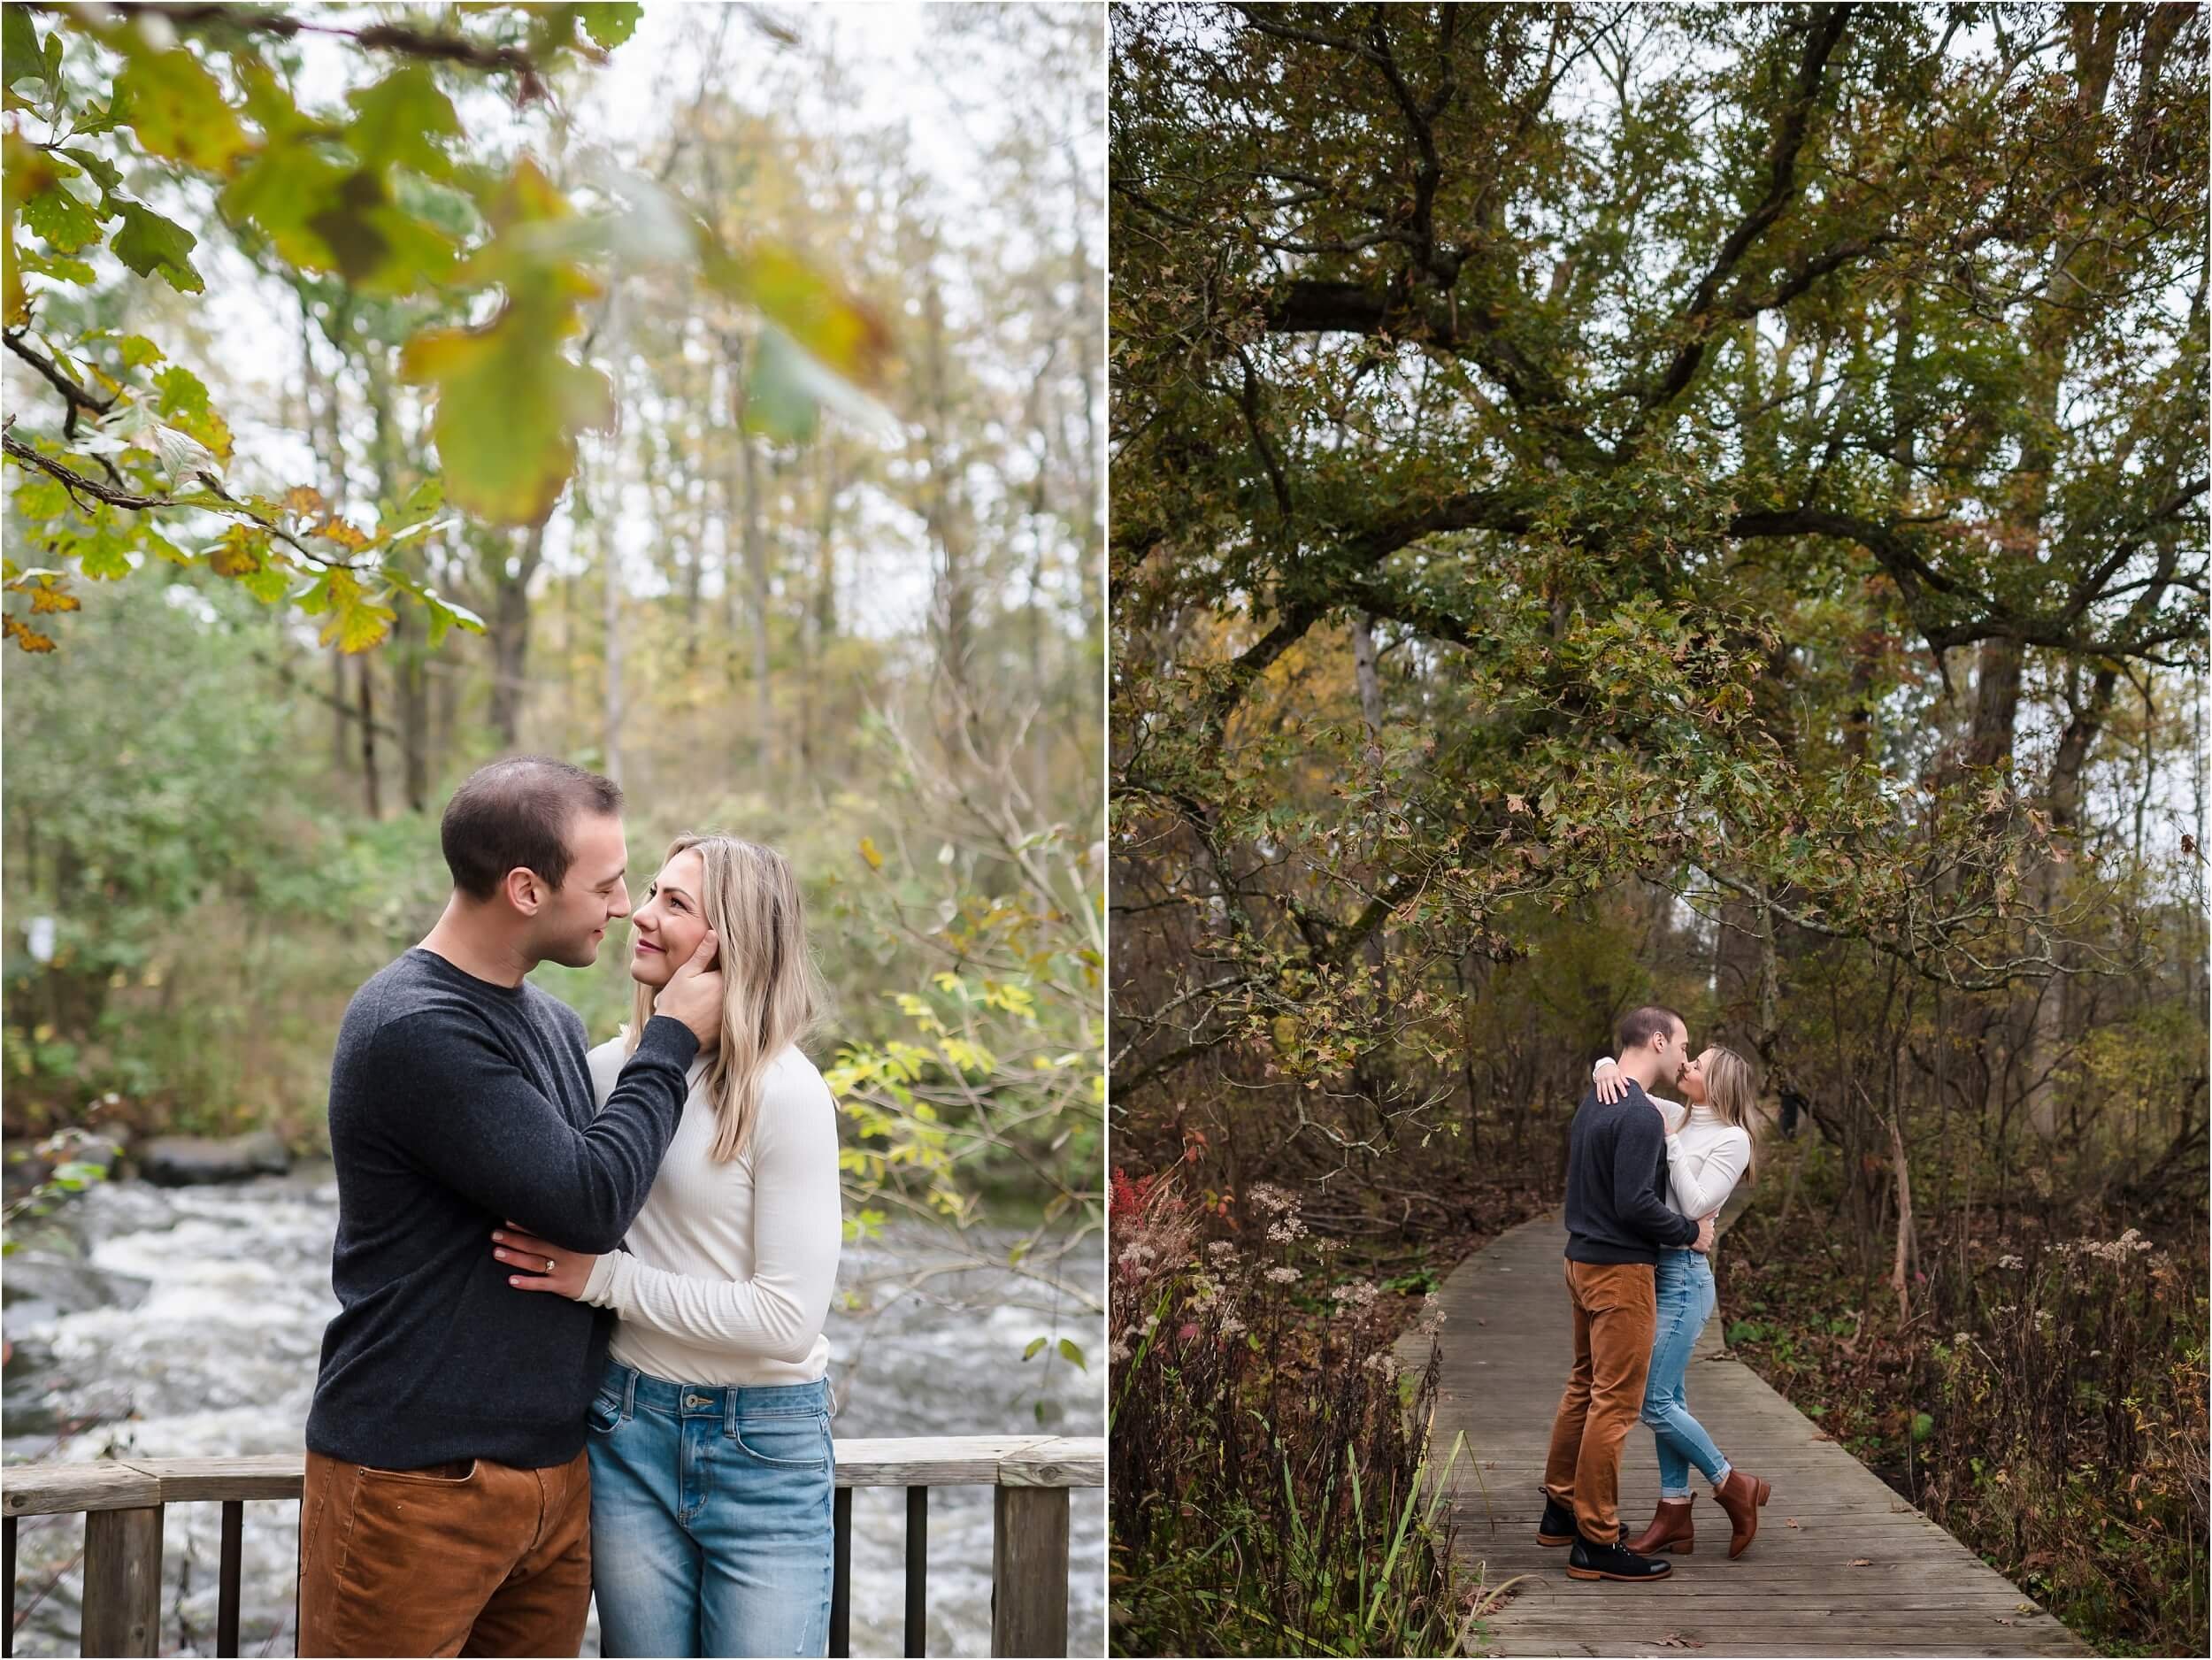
[1996,1254,2024,1271]
[1248,1183,1297,1215]
[1265,1265,1302,1285]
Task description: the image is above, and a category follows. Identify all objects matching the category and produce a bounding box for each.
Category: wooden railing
[1,1436,1103,1659]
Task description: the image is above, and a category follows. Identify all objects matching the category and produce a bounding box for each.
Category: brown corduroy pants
[1542,1259,1659,1544]
[296,1449,591,1657]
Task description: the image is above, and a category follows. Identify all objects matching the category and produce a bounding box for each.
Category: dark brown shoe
[1713,1469,1770,1558]
[1627,1495,1694,1555]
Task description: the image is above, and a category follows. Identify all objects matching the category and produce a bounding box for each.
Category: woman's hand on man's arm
[491,1223,597,1300]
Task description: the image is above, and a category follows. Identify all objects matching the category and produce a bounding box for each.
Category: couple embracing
[1539,1005,1769,1584]
[297,757,843,1657]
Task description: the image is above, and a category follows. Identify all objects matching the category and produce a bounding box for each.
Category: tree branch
[1639,4,1855,413]
[2,427,364,570]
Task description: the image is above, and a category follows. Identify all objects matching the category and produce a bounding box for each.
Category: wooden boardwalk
[1400,1215,2088,1658]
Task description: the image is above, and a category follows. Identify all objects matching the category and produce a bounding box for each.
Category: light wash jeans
[1640,1249,1732,1498]
[587,1362,834,1657]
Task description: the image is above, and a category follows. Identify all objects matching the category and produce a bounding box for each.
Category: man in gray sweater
[298,757,723,1657]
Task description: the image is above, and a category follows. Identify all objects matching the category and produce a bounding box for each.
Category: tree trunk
[1351,613,1384,739]
[357,657,382,820]
[749,450,774,768]
[602,502,624,788]
[486,526,544,751]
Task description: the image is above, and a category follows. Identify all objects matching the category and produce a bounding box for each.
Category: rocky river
[1,1166,1104,1657]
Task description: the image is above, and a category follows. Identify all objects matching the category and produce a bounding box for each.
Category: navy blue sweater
[1562,1078,1701,1264]
[305,949,698,1470]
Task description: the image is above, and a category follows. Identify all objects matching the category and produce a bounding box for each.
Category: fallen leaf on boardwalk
[2015,1603,2035,1613]
[1809,1430,1837,1441]
[1996,1618,2016,1626]
[1784,1518,1801,1527]
[1848,1557,1874,1567]
[1656,1635,1704,1649]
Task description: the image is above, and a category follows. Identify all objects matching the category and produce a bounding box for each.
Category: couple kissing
[1540,1005,1769,1584]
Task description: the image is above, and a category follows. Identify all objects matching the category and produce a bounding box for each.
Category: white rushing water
[1,1168,1104,1658]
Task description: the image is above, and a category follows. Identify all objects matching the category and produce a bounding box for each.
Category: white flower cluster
[1265,1265,1302,1285]
[1118,1240,1161,1283]
[2047,1227,2157,1264]
[1412,1290,1447,1338]
[1996,1253,2024,1270]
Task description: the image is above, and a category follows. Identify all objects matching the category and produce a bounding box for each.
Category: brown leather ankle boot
[1627,1495,1694,1555]
[1712,1468,1771,1558]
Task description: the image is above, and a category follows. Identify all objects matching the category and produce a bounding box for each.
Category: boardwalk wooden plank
[1406,1214,2090,1658]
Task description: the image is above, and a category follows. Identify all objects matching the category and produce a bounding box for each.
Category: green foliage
[4,3,889,653]
[827,802,1103,1365]
[1,1129,114,1254]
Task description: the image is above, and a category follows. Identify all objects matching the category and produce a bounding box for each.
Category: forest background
[1106,4,2207,1656]
[3,0,1104,1359]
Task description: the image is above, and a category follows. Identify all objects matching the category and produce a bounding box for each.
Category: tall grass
[1109,1172,1485,1656]
[1720,1187,2208,1656]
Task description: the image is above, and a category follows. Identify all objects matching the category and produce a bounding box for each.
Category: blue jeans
[1640,1249,1732,1498]
[587,1363,835,1657]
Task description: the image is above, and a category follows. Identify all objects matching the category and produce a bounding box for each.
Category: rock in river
[134,1130,292,1187]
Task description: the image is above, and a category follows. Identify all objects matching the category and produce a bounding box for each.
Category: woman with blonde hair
[1593,1041,1770,1560]
[490,833,842,1656]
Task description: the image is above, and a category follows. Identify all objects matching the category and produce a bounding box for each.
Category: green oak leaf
[23,180,103,253]
[112,202,204,294]
[306,567,396,652]
[60,147,122,196]
[221,139,350,273]
[416,586,485,650]
[204,524,268,578]
[577,4,645,49]
[75,513,134,580]
[304,169,455,293]
[700,234,893,387]
[16,246,96,285]
[142,527,191,566]
[3,8,45,96]
[116,50,251,173]
[401,304,614,525]
[237,557,293,606]
[4,130,65,321]
[399,159,613,524]
[345,65,461,179]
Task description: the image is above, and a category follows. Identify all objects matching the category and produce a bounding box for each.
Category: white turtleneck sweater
[580,1035,841,1387]
[1594,1059,1752,1222]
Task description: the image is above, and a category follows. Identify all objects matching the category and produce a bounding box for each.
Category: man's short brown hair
[1616,1004,1686,1055]
[441,757,622,901]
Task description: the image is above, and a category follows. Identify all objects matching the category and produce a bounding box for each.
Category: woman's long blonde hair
[626,834,825,1163]
[1699,1045,1759,1185]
